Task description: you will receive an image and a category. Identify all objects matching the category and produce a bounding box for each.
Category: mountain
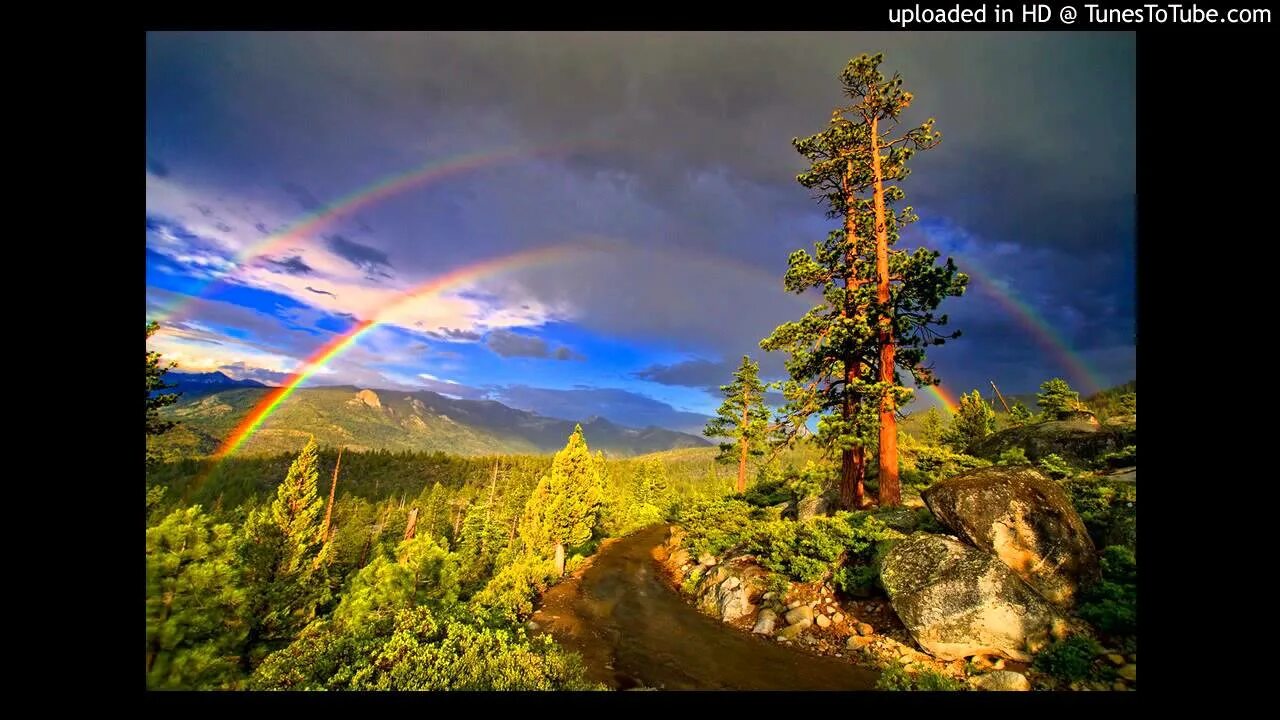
[160,371,266,398]
[153,384,711,459]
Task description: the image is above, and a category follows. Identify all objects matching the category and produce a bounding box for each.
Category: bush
[746,517,854,582]
[1038,453,1075,479]
[1101,445,1136,469]
[740,477,792,508]
[875,663,966,691]
[251,607,602,690]
[1063,477,1136,550]
[1077,546,1136,636]
[1032,635,1102,682]
[676,498,755,557]
[997,447,1029,465]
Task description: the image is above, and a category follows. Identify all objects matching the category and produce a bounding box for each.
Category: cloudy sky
[146,32,1135,433]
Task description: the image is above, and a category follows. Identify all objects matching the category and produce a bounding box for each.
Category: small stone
[1117,664,1136,682]
[815,614,831,628]
[1106,653,1125,666]
[847,635,873,649]
[720,576,741,590]
[777,622,808,640]
[857,622,874,636]
[973,671,1031,691]
[808,600,819,607]
[698,553,717,567]
[762,592,776,601]
[1112,682,1126,691]
[785,605,814,627]
[788,600,802,610]
[526,621,540,632]
[752,608,778,635]
[833,613,845,623]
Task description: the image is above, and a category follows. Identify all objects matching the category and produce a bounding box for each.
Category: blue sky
[146,32,1135,434]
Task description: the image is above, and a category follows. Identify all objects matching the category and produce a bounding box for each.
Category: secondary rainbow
[151,141,601,322]
[956,257,1108,395]
[213,244,582,459]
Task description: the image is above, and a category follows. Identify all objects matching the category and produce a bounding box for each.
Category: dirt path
[530,524,880,690]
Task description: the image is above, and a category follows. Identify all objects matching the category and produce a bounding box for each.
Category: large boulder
[971,420,1133,466]
[797,496,829,521]
[881,533,1065,661]
[716,576,754,621]
[923,466,1100,607]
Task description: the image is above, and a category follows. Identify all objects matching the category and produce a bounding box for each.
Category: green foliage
[900,434,989,489]
[1101,445,1136,469]
[519,426,603,565]
[740,475,792,508]
[1064,476,1136,550]
[146,321,181,464]
[875,663,965,691]
[1032,635,1103,683]
[1037,378,1082,419]
[1038,453,1075,479]
[704,356,773,468]
[469,555,556,622]
[1007,400,1035,427]
[747,517,855,582]
[146,506,247,689]
[251,607,600,690]
[1078,546,1137,637]
[943,390,995,453]
[333,535,460,626]
[996,447,1029,465]
[235,438,334,666]
[676,497,756,557]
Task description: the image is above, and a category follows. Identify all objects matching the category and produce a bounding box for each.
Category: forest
[146,52,1136,692]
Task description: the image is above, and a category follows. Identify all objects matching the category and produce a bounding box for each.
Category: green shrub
[875,663,966,691]
[764,572,791,600]
[1101,445,1136,469]
[834,563,879,596]
[1063,477,1136,549]
[996,447,1029,465]
[740,477,792,508]
[251,607,602,690]
[747,517,853,582]
[1038,453,1075,479]
[1078,546,1136,636]
[1032,635,1102,682]
[676,498,755,557]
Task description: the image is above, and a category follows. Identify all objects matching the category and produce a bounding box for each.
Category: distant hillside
[153,385,711,459]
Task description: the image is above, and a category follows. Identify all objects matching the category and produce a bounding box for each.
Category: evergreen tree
[1008,400,1035,427]
[763,53,965,509]
[704,356,772,494]
[944,390,996,453]
[1119,392,1137,415]
[235,437,334,668]
[333,534,460,626]
[518,426,602,576]
[146,506,247,689]
[146,320,181,464]
[917,406,945,445]
[1037,378,1082,419]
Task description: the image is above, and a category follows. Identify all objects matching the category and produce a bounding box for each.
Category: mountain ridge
[153,383,711,459]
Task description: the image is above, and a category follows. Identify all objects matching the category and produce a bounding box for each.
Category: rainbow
[150,142,601,322]
[213,244,584,459]
[924,384,959,414]
[955,258,1107,396]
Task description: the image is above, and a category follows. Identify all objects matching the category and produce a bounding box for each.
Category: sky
[146,32,1136,435]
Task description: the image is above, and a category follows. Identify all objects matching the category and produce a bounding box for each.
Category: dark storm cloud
[146,32,1135,393]
[146,155,169,177]
[634,358,734,392]
[486,329,583,362]
[494,385,709,434]
[325,234,391,271]
[263,255,313,276]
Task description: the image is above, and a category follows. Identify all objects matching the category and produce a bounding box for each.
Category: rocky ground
[654,464,1138,691]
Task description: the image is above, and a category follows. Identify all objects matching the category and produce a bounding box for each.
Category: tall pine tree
[763,53,966,508]
[703,356,772,494]
[146,320,181,464]
[518,426,602,576]
[236,437,334,668]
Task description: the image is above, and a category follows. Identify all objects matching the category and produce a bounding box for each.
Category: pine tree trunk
[554,542,566,577]
[839,159,867,511]
[870,115,900,507]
